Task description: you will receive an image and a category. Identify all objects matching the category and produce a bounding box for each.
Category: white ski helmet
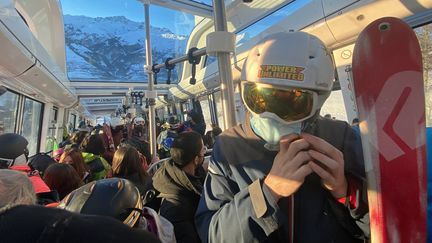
[241,31,335,124]
[110,117,125,128]
[133,117,145,126]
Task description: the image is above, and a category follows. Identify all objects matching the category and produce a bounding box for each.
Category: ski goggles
[241,81,317,123]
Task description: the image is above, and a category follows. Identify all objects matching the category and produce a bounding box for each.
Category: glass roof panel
[190,0,213,6]
[61,0,196,83]
[236,0,311,47]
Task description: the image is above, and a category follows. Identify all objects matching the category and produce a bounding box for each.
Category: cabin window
[213,91,225,130]
[204,55,217,67]
[235,0,310,48]
[198,95,213,133]
[61,0,196,83]
[69,113,77,132]
[320,90,348,122]
[0,89,19,135]
[414,23,432,127]
[21,98,43,156]
[49,107,59,137]
[190,0,213,6]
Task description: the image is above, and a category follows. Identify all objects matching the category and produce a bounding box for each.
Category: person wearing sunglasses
[195,32,368,243]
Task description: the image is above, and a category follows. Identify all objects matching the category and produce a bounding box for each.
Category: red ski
[352,17,427,243]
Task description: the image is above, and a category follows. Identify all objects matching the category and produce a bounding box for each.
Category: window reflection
[0,90,19,135]
[21,98,43,155]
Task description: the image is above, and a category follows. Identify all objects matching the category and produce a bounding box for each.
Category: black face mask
[113,125,124,133]
[133,125,144,136]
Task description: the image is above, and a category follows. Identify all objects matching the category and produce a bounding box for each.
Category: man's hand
[264,134,313,202]
[302,133,348,199]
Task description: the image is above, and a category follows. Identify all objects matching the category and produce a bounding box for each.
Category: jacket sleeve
[195,144,286,243]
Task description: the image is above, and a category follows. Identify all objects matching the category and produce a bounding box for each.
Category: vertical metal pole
[212,0,236,128]
[144,3,157,160]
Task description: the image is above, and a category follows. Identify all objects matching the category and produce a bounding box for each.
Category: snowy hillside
[64,15,188,81]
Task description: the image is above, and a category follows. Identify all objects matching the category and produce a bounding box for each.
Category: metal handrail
[153,48,207,70]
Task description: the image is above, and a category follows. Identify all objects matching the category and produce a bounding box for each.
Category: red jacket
[10,165,51,193]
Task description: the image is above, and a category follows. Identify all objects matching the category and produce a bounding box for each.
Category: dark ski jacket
[0,205,160,243]
[123,136,152,164]
[195,116,369,243]
[153,160,205,243]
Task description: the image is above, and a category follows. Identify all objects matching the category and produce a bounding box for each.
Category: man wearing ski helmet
[122,116,152,164]
[195,32,368,242]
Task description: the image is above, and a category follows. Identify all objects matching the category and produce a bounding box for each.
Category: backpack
[139,207,177,243]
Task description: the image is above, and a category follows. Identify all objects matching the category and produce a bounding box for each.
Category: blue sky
[60,0,196,35]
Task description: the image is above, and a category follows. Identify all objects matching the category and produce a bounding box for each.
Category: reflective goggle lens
[242,82,314,122]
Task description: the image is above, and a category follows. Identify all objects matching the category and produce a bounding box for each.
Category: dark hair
[188,110,204,123]
[43,163,83,200]
[352,118,359,124]
[112,146,147,184]
[203,132,214,149]
[59,148,89,180]
[71,131,88,146]
[28,153,56,176]
[212,126,222,137]
[170,131,203,168]
[81,134,106,156]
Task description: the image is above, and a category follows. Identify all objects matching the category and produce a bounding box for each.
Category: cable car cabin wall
[0,0,431,242]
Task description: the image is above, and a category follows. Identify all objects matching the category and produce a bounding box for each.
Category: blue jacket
[195,117,369,243]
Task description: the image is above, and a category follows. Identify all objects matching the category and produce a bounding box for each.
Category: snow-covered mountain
[64,15,188,81]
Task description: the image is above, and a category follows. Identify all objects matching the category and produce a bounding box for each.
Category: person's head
[0,169,36,209]
[170,131,205,174]
[59,178,142,227]
[352,118,359,125]
[112,145,146,182]
[27,153,56,177]
[240,31,335,149]
[203,132,214,149]
[81,134,106,156]
[43,163,83,200]
[71,131,88,146]
[0,133,29,168]
[110,117,125,133]
[52,148,64,162]
[212,126,222,137]
[59,147,89,180]
[132,117,145,137]
[188,110,204,125]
